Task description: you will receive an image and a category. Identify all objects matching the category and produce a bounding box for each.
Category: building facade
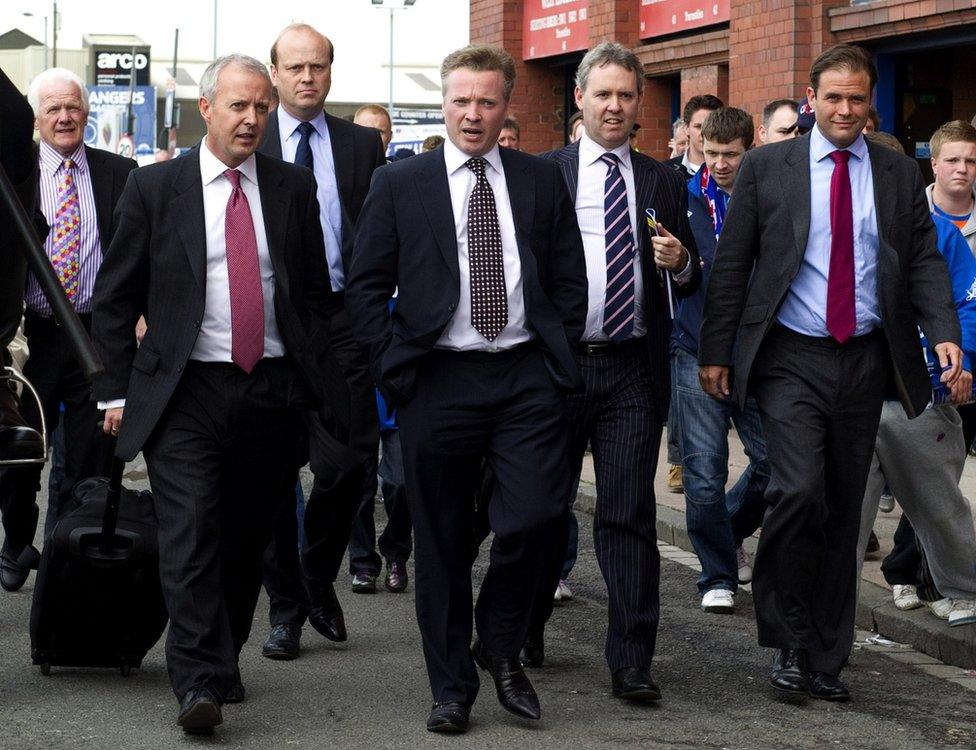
[473,0,976,177]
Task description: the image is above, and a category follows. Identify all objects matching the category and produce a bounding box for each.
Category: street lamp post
[370,0,417,118]
[21,12,48,68]
[51,1,57,68]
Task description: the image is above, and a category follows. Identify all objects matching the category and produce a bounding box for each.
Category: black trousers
[398,344,569,705]
[750,325,886,675]
[532,341,662,671]
[0,312,108,550]
[262,302,378,625]
[143,359,302,701]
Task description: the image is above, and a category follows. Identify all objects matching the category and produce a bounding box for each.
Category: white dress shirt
[98,139,286,410]
[276,107,345,291]
[576,132,647,342]
[434,139,532,351]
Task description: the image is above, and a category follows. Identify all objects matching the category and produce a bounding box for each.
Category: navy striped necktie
[600,153,635,342]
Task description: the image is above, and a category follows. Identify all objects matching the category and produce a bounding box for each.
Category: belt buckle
[583,342,611,357]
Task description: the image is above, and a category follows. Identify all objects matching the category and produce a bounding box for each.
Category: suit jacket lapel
[868,141,895,239]
[257,155,290,291]
[326,112,354,213]
[781,135,812,267]
[85,146,113,245]
[632,153,658,259]
[558,141,580,203]
[258,110,283,159]
[500,148,534,249]
[169,149,208,291]
[416,149,460,280]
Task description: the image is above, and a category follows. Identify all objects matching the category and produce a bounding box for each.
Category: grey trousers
[857,401,976,601]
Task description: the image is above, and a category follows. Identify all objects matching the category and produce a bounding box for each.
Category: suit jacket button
[193,320,200,328]
[177,364,184,373]
[448,303,456,312]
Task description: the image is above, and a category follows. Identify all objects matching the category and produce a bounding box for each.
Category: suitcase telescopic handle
[99,435,126,553]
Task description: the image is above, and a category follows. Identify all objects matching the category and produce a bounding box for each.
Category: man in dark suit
[346,44,587,733]
[665,94,723,179]
[93,54,339,734]
[534,42,701,702]
[0,68,135,592]
[257,23,387,659]
[699,44,962,703]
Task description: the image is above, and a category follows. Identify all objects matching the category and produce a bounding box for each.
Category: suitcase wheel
[40,662,50,676]
[120,664,131,677]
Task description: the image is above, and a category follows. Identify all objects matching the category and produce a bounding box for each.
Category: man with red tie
[699,44,963,703]
[93,54,339,735]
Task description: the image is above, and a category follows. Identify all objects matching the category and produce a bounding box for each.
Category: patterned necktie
[465,157,508,341]
[826,150,855,343]
[295,121,314,170]
[600,153,635,342]
[224,169,264,373]
[51,158,82,305]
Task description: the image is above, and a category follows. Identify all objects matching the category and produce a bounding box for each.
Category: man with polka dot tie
[347,44,588,734]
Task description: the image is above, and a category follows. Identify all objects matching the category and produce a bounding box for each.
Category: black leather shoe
[0,385,43,462]
[472,638,541,720]
[808,671,851,702]
[426,701,470,733]
[178,687,222,734]
[770,648,810,696]
[611,667,662,703]
[519,633,545,668]
[309,584,347,642]
[261,623,301,660]
[0,542,40,592]
[224,670,245,704]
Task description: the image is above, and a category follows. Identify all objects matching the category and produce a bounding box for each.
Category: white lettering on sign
[97,52,149,70]
[89,90,147,106]
[684,9,705,21]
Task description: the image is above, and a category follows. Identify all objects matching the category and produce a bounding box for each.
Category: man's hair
[575,41,644,97]
[761,99,797,128]
[866,131,905,155]
[27,68,89,115]
[199,54,272,101]
[701,107,754,148]
[682,94,723,126]
[867,106,881,131]
[810,44,877,93]
[422,135,444,152]
[440,45,516,101]
[672,118,686,136]
[270,23,334,66]
[930,120,976,159]
[354,103,391,126]
[501,117,520,137]
[569,111,584,128]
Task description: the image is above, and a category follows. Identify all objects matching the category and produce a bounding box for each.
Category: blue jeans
[672,348,770,595]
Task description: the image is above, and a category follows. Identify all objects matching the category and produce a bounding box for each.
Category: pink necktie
[52,158,82,305]
[224,169,264,373]
[826,150,855,343]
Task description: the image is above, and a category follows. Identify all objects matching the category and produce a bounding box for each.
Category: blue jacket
[923,214,976,391]
[671,171,716,358]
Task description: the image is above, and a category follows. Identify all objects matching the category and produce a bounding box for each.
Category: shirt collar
[278,106,327,141]
[681,150,701,174]
[443,138,504,177]
[39,140,87,175]
[810,123,867,163]
[579,131,632,171]
[199,137,258,187]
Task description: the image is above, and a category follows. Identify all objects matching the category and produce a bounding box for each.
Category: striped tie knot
[599,152,619,171]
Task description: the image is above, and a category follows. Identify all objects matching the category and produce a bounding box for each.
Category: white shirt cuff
[98,399,126,410]
[671,250,694,284]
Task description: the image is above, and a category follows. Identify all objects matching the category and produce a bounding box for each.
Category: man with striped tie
[538,41,701,702]
[0,68,134,592]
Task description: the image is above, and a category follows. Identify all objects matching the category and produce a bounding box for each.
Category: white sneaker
[878,488,896,513]
[925,597,954,620]
[556,579,573,601]
[947,600,976,627]
[701,588,735,614]
[553,584,562,603]
[892,584,923,611]
[736,547,752,584]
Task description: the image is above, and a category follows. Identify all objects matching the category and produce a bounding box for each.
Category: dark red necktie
[826,150,855,343]
[224,169,264,373]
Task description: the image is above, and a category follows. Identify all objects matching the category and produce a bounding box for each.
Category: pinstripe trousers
[564,341,662,671]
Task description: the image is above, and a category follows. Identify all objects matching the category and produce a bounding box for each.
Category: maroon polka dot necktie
[465,157,508,342]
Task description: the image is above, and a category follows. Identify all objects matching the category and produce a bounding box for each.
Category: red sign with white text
[523,0,589,61]
[639,0,730,39]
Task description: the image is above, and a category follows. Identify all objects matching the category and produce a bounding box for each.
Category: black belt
[577,337,645,357]
[771,323,883,349]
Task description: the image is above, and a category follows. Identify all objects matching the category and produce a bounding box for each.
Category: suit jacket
[699,132,961,417]
[258,109,385,270]
[80,145,138,252]
[664,154,694,180]
[345,145,589,405]
[541,142,702,414]
[91,149,343,460]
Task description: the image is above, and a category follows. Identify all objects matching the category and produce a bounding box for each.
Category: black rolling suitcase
[29,450,168,676]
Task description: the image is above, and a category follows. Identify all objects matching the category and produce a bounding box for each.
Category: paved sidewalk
[577,429,976,669]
